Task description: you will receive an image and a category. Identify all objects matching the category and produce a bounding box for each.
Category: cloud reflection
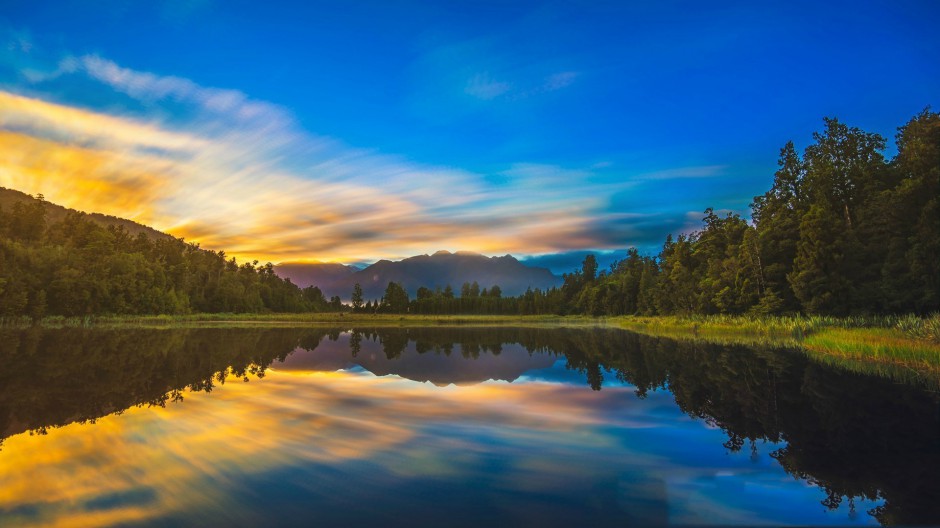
[0,367,683,526]
[0,360,860,527]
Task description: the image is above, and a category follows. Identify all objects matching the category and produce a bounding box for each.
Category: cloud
[463,70,579,101]
[0,130,170,223]
[76,55,290,126]
[0,90,207,155]
[0,53,705,264]
[543,71,579,91]
[464,73,512,100]
[636,165,727,180]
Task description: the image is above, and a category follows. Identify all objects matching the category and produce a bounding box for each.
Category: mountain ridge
[2,186,562,301]
[276,250,562,300]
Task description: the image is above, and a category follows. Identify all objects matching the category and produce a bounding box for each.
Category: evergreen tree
[351,283,364,311]
[882,109,940,312]
[790,117,886,314]
[381,282,409,313]
[751,141,805,312]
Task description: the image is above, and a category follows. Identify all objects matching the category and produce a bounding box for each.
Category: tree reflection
[1,325,937,525]
[342,325,940,525]
[0,327,333,444]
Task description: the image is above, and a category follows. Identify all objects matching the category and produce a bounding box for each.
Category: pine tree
[351,283,364,312]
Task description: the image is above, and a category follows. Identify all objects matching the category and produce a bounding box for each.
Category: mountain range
[276,250,562,301]
[2,186,563,300]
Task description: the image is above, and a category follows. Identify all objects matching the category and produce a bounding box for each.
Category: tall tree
[351,283,364,311]
[751,141,805,312]
[789,118,886,314]
[582,254,598,282]
[881,109,940,313]
[381,282,409,313]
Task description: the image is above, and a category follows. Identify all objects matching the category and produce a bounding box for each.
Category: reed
[895,313,940,343]
[614,314,940,389]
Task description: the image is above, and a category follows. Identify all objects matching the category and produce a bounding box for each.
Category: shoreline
[6,312,939,387]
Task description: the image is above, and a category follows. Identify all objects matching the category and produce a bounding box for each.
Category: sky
[1,1,938,273]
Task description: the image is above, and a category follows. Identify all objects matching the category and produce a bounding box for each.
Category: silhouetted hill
[274,262,360,292]
[0,187,323,315]
[277,250,562,300]
[277,332,557,386]
[0,187,173,241]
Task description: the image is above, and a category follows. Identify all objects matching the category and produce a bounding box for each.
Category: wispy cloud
[464,73,512,100]
[0,90,208,154]
[463,69,580,101]
[543,71,579,91]
[75,55,290,125]
[0,52,697,263]
[636,165,727,180]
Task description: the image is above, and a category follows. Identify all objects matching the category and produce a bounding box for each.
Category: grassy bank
[615,314,940,388]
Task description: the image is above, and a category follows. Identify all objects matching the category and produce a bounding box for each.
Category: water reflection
[0,326,937,526]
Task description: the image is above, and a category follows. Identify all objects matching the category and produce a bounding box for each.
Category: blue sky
[1,0,938,272]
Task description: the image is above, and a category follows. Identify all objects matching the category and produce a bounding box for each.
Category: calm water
[1,326,938,527]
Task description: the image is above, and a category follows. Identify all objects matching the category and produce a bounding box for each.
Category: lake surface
[1,326,938,526]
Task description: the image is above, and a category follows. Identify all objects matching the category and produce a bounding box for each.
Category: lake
[1,326,938,526]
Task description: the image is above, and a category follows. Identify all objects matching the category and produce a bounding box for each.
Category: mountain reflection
[0,326,938,526]
[277,328,557,385]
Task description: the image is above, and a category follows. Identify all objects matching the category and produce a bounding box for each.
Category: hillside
[0,187,172,242]
[277,250,562,300]
[0,188,332,316]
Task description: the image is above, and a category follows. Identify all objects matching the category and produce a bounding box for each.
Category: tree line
[2,109,935,319]
[351,280,510,314]
[0,202,343,318]
[363,109,938,317]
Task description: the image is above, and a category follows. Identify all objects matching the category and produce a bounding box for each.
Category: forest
[0,202,342,318]
[365,109,938,317]
[1,109,936,319]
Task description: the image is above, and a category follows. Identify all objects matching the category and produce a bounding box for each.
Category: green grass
[804,327,940,368]
[615,314,940,389]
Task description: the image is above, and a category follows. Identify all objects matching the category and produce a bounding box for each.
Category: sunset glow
[4,2,935,266]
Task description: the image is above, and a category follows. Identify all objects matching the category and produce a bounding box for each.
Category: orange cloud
[0,91,206,154]
[0,82,634,264]
[0,131,171,224]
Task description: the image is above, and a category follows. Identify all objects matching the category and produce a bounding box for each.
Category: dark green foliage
[0,206,336,317]
[351,283,364,311]
[882,109,940,312]
[751,142,804,311]
[788,118,888,314]
[485,109,939,318]
[380,282,409,313]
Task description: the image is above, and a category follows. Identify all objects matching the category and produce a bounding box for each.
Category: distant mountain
[277,250,562,300]
[274,262,360,291]
[0,187,172,242]
[278,333,557,386]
